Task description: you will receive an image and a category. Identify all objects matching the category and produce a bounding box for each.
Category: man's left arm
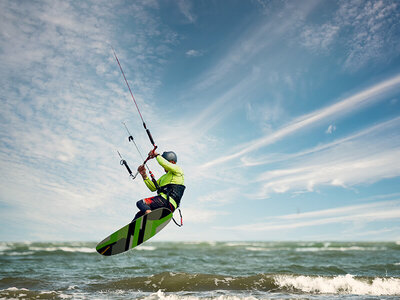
[156,155,183,175]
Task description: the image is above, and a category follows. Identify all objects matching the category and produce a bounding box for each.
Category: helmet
[162,151,177,163]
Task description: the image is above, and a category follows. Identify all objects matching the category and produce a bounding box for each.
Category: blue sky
[1,0,400,242]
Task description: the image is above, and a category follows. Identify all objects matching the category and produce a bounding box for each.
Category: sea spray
[274,274,400,295]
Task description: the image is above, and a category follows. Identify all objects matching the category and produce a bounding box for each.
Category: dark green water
[0,241,399,299]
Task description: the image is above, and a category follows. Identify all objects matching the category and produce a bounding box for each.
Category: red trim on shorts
[144,197,153,204]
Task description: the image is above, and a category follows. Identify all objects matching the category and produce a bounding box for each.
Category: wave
[0,287,70,300]
[3,251,35,256]
[2,274,400,298]
[274,274,399,295]
[0,287,262,300]
[294,246,387,252]
[90,272,400,296]
[136,245,157,251]
[142,290,267,300]
[182,241,218,247]
[0,242,96,255]
[243,246,386,252]
[245,247,274,252]
[233,242,391,252]
[28,246,95,253]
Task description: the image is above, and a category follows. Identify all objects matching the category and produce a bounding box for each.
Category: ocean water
[0,241,399,299]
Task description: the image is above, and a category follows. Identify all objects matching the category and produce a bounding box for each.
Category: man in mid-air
[133,150,185,220]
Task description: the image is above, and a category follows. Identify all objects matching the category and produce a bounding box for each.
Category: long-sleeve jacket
[143,155,184,209]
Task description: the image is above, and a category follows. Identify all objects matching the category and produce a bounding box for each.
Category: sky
[0,0,400,242]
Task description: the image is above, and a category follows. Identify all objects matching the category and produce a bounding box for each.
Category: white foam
[5,287,29,291]
[0,287,73,299]
[136,245,157,251]
[183,241,204,245]
[0,242,32,252]
[228,242,271,248]
[297,242,316,246]
[245,247,272,252]
[38,290,73,299]
[225,242,245,247]
[274,274,400,295]
[143,290,258,300]
[5,251,34,256]
[226,242,259,247]
[29,246,95,253]
[295,246,384,252]
[67,285,77,290]
[214,277,234,287]
[59,246,95,253]
[0,243,12,252]
[182,241,217,246]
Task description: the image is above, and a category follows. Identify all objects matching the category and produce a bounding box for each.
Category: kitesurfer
[133,150,185,220]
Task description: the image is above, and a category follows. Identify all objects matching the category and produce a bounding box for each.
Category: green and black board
[96,208,172,256]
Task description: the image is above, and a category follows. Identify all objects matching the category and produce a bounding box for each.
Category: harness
[157,184,186,227]
[158,184,185,206]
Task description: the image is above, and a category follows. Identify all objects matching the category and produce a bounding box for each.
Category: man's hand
[148,149,158,159]
[137,164,147,179]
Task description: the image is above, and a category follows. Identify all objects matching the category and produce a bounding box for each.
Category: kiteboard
[96,207,172,256]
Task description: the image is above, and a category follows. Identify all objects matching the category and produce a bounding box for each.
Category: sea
[0,241,399,299]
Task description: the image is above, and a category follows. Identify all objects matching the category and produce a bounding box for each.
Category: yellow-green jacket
[143,155,185,209]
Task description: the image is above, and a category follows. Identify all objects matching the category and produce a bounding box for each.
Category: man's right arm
[138,164,157,191]
[144,177,157,191]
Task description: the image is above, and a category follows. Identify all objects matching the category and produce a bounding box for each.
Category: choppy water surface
[0,241,399,299]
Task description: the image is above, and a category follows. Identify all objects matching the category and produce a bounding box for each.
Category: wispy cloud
[202,74,400,169]
[197,188,240,207]
[325,124,336,134]
[300,0,400,70]
[186,49,203,57]
[277,200,400,220]
[252,116,400,197]
[257,147,400,196]
[301,23,340,50]
[0,0,182,240]
[187,74,258,137]
[219,200,400,232]
[177,0,196,23]
[1,1,399,242]
[338,0,400,70]
[193,1,318,91]
[182,207,228,224]
[240,117,400,168]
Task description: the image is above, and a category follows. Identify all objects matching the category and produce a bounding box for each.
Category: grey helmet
[162,151,177,163]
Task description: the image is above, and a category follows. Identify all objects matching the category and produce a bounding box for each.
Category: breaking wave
[0,242,96,255]
[90,272,400,296]
[0,287,71,300]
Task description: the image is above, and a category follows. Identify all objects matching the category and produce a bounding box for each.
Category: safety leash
[172,209,183,227]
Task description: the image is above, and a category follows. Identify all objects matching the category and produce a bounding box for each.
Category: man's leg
[137,197,153,213]
[133,196,166,222]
